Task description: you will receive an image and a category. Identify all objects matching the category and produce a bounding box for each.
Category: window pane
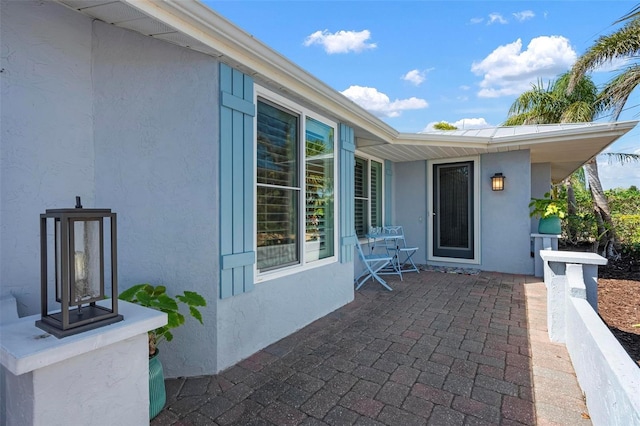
[257,186,299,270]
[257,101,298,187]
[305,118,335,261]
[354,157,368,237]
[371,160,383,228]
[257,99,300,271]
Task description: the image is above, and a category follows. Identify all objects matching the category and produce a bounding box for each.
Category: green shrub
[563,213,598,244]
[612,214,640,244]
[620,242,640,265]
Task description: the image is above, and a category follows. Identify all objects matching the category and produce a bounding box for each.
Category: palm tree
[504,72,602,125]
[503,72,624,250]
[568,4,640,120]
[566,5,640,254]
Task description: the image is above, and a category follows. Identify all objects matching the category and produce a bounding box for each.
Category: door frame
[427,156,481,264]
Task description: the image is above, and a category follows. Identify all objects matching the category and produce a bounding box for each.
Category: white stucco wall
[5,333,149,426]
[480,150,533,274]
[91,21,220,377]
[1,0,96,315]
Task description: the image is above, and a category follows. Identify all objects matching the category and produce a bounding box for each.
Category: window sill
[255,256,338,283]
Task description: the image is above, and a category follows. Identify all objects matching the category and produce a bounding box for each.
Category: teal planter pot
[149,350,166,420]
[538,215,562,234]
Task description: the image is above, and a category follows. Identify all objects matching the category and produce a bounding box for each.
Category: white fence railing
[540,250,640,425]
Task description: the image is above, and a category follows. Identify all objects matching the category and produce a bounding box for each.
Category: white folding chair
[354,236,394,291]
[383,226,420,276]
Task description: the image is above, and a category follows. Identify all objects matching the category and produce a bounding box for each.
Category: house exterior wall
[531,163,552,233]
[480,150,533,274]
[1,1,355,378]
[393,150,533,275]
[393,161,428,264]
[1,0,96,315]
[91,21,220,377]
[217,262,354,371]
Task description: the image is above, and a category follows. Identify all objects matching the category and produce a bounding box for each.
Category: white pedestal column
[531,233,560,277]
[1,301,166,426]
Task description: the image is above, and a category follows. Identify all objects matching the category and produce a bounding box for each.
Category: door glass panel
[439,165,469,249]
[433,161,474,259]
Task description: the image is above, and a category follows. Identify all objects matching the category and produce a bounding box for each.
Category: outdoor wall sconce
[491,173,505,191]
[36,196,123,338]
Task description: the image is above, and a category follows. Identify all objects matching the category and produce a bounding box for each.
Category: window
[256,93,336,274]
[355,156,383,237]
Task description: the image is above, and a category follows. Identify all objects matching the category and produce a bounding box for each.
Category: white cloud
[402,69,426,86]
[303,29,376,54]
[341,85,428,118]
[488,13,508,25]
[422,117,491,132]
[459,85,471,91]
[471,36,577,98]
[454,117,491,128]
[513,10,535,22]
[597,154,640,189]
[470,17,484,24]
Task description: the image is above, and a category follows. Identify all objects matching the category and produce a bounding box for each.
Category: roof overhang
[55,0,638,183]
[359,121,638,182]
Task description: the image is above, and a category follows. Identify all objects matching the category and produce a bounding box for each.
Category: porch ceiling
[357,121,638,182]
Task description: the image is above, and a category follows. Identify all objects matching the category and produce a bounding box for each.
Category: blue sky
[206,1,640,189]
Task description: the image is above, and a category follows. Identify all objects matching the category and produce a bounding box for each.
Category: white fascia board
[486,120,638,147]
[393,120,638,150]
[396,132,491,148]
[119,0,398,143]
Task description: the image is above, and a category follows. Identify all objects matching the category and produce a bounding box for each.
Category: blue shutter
[219,64,255,298]
[384,160,393,226]
[339,124,357,263]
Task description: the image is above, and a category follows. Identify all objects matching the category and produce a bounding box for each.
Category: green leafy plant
[529,192,567,219]
[119,284,206,357]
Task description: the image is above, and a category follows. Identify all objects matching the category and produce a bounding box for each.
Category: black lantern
[36,197,123,338]
[491,173,505,191]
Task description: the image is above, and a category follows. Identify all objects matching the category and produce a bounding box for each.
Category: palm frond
[560,101,597,123]
[603,152,640,164]
[614,4,640,24]
[597,64,640,119]
[568,19,640,93]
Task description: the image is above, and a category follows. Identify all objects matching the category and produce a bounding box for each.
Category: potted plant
[529,192,566,234]
[119,284,206,420]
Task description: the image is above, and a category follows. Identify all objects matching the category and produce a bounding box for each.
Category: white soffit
[56,1,216,54]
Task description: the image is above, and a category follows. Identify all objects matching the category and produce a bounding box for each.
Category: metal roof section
[362,121,638,182]
[55,0,638,182]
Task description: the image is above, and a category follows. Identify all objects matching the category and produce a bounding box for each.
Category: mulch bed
[597,253,640,366]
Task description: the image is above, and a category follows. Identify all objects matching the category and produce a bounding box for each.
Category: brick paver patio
[151,270,589,425]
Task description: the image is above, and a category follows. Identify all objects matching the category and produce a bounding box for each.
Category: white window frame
[354,152,385,239]
[254,85,339,282]
[427,156,481,265]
